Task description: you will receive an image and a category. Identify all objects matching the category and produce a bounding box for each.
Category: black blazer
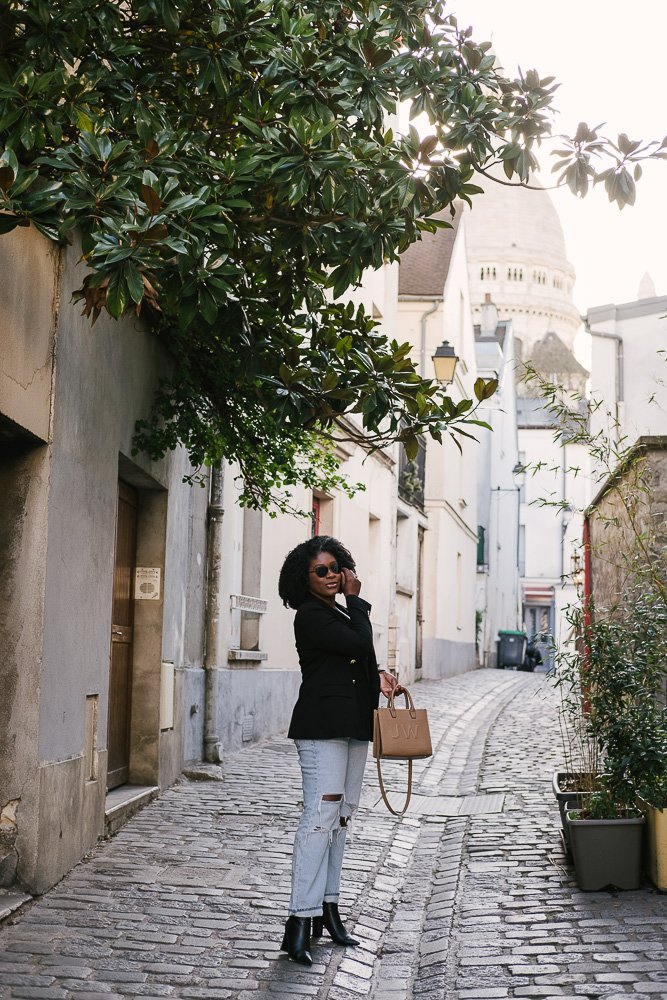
[287,594,382,741]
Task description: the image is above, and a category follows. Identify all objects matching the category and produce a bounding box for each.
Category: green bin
[497,630,526,669]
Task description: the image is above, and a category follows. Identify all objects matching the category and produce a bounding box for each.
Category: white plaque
[135,567,161,601]
[230,594,268,614]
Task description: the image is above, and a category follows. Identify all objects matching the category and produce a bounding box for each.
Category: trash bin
[497,630,527,670]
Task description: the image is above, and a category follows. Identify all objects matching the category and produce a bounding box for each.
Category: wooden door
[107,481,138,790]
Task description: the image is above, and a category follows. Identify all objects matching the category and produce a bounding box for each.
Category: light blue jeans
[289,738,369,917]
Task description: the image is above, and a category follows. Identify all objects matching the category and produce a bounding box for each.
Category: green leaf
[161,0,180,33]
[106,270,129,318]
[0,149,19,173]
[76,109,94,132]
[0,214,21,234]
[404,436,419,461]
[125,264,145,305]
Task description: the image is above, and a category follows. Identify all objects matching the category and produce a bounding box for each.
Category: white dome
[465,176,568,265]
[464,174,581,354]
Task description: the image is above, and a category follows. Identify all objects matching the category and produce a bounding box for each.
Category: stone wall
[588,438,667,610]
[0,228,208,893]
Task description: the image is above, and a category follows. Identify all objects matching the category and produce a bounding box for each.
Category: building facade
[474,305,522,667]
[1,215,484,895]
[397,211,479,677]
[464,178,590,657]
[587,293,667,447]
[1,228,209,893]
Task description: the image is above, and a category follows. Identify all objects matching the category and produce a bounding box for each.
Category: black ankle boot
[312,901,359,946]
[280,916,313,965]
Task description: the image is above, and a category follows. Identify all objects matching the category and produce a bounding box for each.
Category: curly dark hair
[278,535,356,609]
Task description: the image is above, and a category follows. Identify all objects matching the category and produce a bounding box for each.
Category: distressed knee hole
[312,795,343,835]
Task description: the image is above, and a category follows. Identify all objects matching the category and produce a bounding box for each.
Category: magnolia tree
[0,1,663,507]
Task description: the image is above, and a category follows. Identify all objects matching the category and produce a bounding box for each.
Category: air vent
[241,716,254,742]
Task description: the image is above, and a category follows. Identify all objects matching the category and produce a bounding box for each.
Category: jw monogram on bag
[373,686,433,815]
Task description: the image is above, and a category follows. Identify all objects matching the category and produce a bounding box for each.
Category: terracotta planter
[645,805,667,892]
[566,809,645,891]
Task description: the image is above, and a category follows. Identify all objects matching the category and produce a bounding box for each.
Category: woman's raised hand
[341,567,361,597]
[379,671,403,699]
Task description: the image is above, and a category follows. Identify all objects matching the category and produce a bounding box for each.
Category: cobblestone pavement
[1,669,666,1000]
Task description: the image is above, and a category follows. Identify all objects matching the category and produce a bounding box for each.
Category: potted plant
[551,625,602,855]
[558,593,667,890]
[566,789,645,891]
[523,366,667,887]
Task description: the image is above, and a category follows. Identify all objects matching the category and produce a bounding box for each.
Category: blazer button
[352,679,356,684]
[350,659,356,664]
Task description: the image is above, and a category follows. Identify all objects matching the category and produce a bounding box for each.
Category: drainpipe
[560,442,568,580]
[398,294,443,377]
[587,323,623,426]
[203,463,225,763]
[419,298,443,377]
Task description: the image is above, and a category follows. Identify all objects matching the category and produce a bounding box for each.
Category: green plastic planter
[552,771,594,855]
[566,809,645,891]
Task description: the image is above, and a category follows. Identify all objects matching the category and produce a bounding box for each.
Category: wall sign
[135,567,161,601]
[230,594,268,614]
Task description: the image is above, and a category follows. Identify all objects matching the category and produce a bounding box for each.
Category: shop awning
[522,585,554,604]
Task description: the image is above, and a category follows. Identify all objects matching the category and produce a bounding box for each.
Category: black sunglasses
[309,562,341,578]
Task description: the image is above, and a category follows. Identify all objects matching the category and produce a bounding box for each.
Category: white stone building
[464,178,589,659]
[587,289,667,447]
[473,304,522,667]
[396,211,480,677]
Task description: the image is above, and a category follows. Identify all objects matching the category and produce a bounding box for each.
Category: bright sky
[451,0,667,313]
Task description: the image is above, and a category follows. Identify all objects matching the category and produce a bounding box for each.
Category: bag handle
[373,708,414,816]
[386,685,416,719]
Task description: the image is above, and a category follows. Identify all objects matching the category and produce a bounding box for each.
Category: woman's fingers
[341,567,361,595]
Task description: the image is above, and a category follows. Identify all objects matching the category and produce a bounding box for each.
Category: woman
[278,535,400,966]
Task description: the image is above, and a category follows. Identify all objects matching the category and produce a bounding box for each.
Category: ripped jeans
[289,738,369,917]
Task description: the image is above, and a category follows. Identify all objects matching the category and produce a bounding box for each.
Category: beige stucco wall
[0,227,59,442]
[0,228,208,893]
[397,218,479,677]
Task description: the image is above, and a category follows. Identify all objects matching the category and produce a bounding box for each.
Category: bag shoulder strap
[374,712,413,816]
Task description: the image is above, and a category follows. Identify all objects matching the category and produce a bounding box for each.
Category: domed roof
[464,174,568,268]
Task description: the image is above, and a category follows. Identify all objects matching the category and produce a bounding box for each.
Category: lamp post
[431,340,459,385]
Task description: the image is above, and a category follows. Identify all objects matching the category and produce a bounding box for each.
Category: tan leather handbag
[373,686,432,816]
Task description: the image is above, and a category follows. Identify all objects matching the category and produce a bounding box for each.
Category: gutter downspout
[203,463,225,763]
[560,442,568,580]
[419,298,443,377]
[515,485,521,630]
[398,295,443,377]
[587,322,624,426]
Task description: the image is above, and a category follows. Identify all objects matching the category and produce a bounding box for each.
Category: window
[398,437,426,510]
[477,525,486,567]
[312,493,333,537]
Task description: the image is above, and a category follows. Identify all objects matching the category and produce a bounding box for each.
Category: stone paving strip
[447,676,667,1000]
[1,669,666,1000]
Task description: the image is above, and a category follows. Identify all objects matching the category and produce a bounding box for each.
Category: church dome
[465,176,568,266]
[463,174,581,354]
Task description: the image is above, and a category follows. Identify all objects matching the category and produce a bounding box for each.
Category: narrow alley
[1,670,665,1000]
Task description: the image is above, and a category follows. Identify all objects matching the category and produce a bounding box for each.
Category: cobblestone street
[1,669,666,1000]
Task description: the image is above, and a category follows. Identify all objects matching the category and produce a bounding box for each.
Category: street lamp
[431,340,459,385]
